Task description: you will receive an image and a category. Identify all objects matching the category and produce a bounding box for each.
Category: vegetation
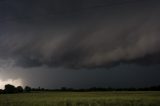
[0,84,30,94]
[0,84,160,106]
[1,84,160,94]
[0,91,160,106]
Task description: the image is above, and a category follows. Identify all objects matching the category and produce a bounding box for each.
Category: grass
[0,91,160,106]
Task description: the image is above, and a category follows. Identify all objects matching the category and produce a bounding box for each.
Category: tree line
[0,84,160,94]
[0,84,32,94]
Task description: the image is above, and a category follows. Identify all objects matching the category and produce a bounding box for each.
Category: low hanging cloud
[0,0,160,68]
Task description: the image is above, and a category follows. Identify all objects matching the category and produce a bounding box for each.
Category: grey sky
[0,0,160,88]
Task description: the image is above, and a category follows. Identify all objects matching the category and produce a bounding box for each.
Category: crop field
[0,91,160,106]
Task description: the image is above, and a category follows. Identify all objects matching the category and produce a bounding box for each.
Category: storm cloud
[0,0,160,68]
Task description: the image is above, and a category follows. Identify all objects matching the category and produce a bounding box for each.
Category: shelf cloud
[0,0,160,68]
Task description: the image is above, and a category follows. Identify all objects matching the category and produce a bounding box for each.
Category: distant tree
[31,88,36,91]
[38,86,41,91]
[4,84,16,94]
[25,86,31,92]
[16,86,24,93]
[41,88,45,91]
[61,87,67,91]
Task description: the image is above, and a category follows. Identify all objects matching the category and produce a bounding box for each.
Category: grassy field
[0,91,160,106]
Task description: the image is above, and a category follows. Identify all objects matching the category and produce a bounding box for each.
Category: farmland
[0,91,160,106]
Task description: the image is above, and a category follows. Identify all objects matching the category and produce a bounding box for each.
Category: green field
[0,91,160,106]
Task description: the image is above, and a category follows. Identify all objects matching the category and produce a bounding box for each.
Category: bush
[0,89,4,94]
[4,84,16,94]
[16,86,24,93]
[25,86,31,92]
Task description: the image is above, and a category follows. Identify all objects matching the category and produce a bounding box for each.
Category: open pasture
[0,91,160,106]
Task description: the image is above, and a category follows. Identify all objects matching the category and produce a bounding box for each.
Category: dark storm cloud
[1,64,160,88]
[0,0,160,68]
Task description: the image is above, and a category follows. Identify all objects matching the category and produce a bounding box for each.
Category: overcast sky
[0,0,160,89]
